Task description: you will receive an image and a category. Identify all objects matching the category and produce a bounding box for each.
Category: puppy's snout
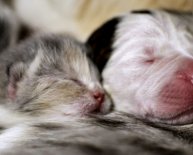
[176,71,192,82]
[92,91,104,105]
[175,60,193,84]
[176,72,193,84]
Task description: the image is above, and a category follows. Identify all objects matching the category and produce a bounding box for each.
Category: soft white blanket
[13,0,193,41]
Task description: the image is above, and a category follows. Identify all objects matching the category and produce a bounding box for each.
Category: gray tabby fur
[0,7,193,155]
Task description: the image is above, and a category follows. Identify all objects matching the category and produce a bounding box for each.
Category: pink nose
[92,91,104,105]
[176,59,193,83]
[176,71,192,82]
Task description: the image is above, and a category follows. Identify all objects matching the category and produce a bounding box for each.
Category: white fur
[0,105,30,127]
[0,105,33,152]
[102,11,193,124]
[13,0,193,41]
[0,124,30,151]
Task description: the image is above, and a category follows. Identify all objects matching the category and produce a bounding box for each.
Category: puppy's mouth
[155,82,193,124]
[147,102,193,125]
[157,106,193,125]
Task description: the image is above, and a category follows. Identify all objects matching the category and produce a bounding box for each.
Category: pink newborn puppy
[86,10,193,124]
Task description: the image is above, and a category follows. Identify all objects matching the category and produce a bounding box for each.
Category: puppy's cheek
[155,79,193,118]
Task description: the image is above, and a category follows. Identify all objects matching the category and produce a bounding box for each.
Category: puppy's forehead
[114,10,193,57]
[115,11,166,45]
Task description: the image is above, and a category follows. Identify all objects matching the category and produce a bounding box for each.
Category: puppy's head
[86,10,193,124]
[6,35,112,117]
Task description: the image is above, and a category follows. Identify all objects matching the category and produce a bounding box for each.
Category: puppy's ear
[86,17,120,72]
[6,62,26,100]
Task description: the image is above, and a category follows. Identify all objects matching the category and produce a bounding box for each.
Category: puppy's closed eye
[144,58,155,64]
[141,47,161,65]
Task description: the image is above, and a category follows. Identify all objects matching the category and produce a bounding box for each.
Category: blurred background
[4,0,193,41]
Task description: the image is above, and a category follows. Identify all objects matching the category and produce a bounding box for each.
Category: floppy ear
[6,62,26,100]
[86,10,154,73]
[86,17,120,73]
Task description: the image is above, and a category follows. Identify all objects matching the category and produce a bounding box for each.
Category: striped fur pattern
[1,110,193,155]
[2,34,111,116]
[1,7,193,155]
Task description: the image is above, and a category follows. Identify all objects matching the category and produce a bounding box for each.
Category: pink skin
[103,45,193,124]
[76,90,105,115]
[82,90,105,114]
[155,59,193,121]
[133,57,193,124]
[92,91,104,107]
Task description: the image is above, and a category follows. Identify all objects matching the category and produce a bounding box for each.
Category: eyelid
[70,78,83,86]
[143,55,163,65]
[142,47,156,64]
[144,58,155,64]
